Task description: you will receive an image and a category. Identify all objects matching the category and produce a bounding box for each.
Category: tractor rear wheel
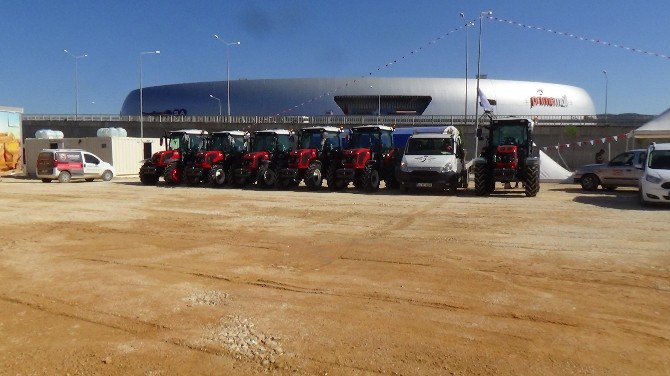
[304,163,323,190]
[362,165,380,192]
[524,164,540,197]
[474,163,489,196]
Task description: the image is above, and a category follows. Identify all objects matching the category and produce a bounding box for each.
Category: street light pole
[602,70,608,125]
[474,10,492,157]
[210,94,222,116]
[214,35,241,117]
[140,50,160,139]
[459,13,473,128]
[64,50,87,120]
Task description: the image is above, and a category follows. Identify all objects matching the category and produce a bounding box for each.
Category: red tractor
[184,131,247,186]
[139,129,208,185]
[277,126,347,190]
[333,125,400,192]
[233,129,295,188]
[473,117,540,196]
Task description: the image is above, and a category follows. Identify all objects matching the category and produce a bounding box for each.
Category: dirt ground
[0,178,668,375]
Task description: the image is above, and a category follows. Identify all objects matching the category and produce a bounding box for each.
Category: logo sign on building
[530,94,569,108]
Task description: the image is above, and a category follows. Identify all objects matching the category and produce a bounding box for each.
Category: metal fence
[23,114,653,127]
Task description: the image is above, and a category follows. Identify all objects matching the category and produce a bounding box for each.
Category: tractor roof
[212,130,245,136]
[171,129,208,135]
[352,125,394,132]
[255,129,291,135]
[300,126,342,133]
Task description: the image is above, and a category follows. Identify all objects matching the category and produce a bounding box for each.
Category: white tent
[539,150,572,182]
[634,107,670,138]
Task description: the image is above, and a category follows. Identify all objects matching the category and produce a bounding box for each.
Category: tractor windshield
[299,130,341,150]
[252,133,276,152]
[211,134,246,153]
[350,131,381,149]
[491,125,527,147]
[168,133,206,151]
[406,137,454,155]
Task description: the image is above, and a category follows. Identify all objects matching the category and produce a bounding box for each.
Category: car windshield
[648,150,670,170]
[406,137,454,155]
[491,125,527,146]
[211,134,245,153]
[252,133,276,152]
[350,131,380,149]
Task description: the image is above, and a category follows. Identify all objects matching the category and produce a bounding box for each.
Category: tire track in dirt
[75,257,470,313]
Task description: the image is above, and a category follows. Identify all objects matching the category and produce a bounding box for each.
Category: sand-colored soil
[0,178,668,375]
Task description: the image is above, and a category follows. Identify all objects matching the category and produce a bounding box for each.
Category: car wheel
[580,174,599,191]
[58,171,71,183]
[101,170,113,182]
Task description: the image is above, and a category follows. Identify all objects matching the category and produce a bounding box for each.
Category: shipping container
[24,137,162,177]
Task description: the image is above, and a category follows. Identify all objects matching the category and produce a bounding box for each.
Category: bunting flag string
[540,132,633,153]
[274,18,478,116]
[490,16,670,60]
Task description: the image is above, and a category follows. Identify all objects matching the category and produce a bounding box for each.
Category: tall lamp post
[459,13,473,127]
[214,35,241,117]
[474,10,493,156]
[64,50,87,119]
[210,94,222,116]
[139,50,160,139]
[602,70,608,125]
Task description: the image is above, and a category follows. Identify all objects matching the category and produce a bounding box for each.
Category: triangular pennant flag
[577,142,582,147]
[566,144,570,148]
[619,133,627,139]
[554,145,559,150]
[543,147,548,152]
[613,136,618,142]
[590,140,594,146]
[601,137,606,143]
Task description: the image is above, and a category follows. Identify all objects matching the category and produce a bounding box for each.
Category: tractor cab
[335,125,399,191]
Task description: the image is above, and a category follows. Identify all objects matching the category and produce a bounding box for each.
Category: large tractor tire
[257,165,277,188]
[209,166,227,187]
[361,165,381,192]
[163,164,181,186]
[140,172,160,185]
[304,163,323,190]
[524,164,540,197]
[474,163,490,196]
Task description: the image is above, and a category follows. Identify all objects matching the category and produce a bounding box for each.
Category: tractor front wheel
[257,165,277,188]
[304,163,323,190]
[362,165,381,192]
[209,166,226,187]
[163,164,181,185]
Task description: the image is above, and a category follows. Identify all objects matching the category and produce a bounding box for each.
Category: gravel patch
[183,290,229,306]
[205,315,284,367]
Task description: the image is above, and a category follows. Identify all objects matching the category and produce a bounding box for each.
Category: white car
[638,143,670,206]
[36,149,115,183]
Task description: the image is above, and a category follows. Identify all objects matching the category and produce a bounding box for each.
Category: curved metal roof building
[121,77,596,117]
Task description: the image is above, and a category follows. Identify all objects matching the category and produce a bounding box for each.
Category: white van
[638,143,670,206]
[36,149,115,183]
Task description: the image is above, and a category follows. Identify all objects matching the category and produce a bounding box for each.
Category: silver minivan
[36,149,115,183]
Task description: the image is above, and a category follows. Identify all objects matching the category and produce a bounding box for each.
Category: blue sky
[1,1,668,115]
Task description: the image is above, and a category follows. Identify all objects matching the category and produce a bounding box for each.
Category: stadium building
[120,77,596,117]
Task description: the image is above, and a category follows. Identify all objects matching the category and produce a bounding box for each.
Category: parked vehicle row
[137,119,542,196]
